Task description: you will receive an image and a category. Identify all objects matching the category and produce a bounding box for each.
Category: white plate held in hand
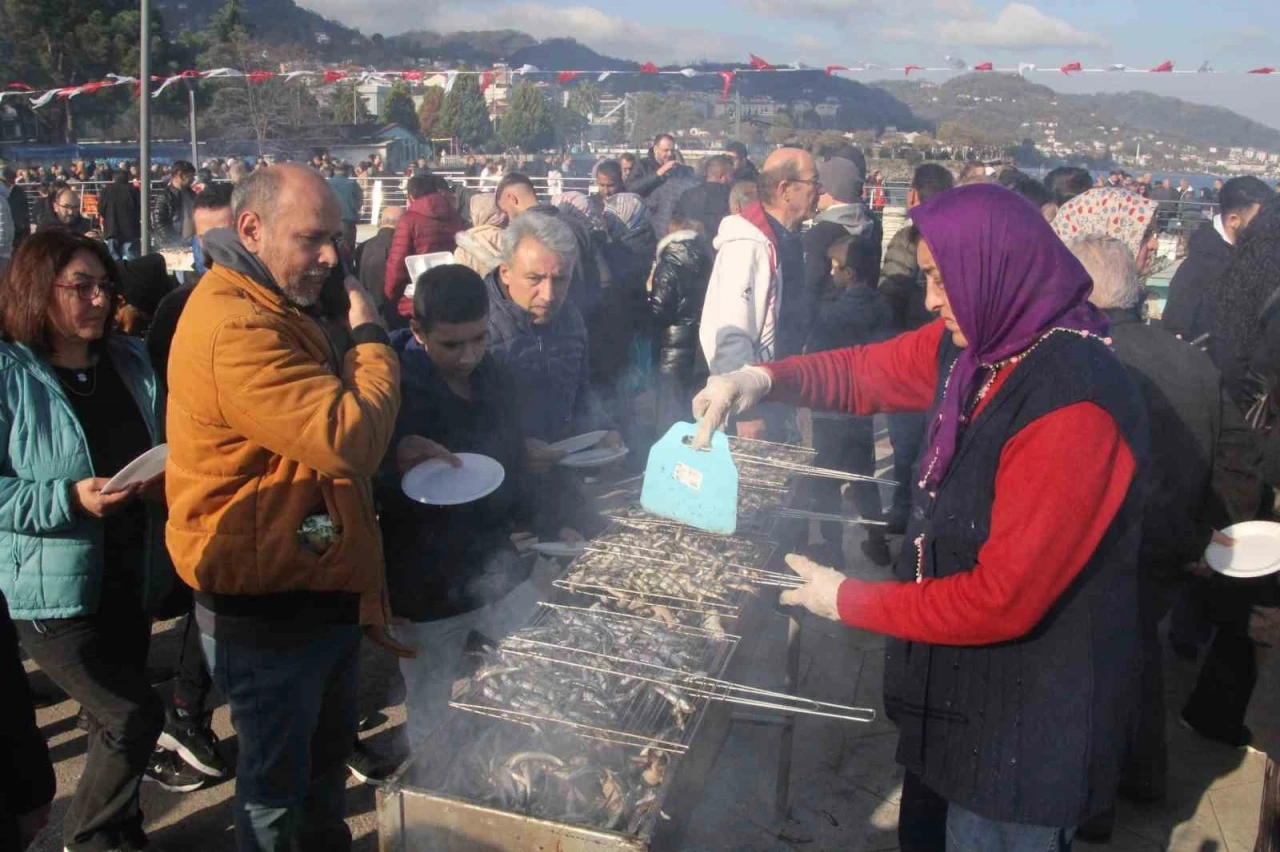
[558,446,629,469]
[547,430,609,455]
[102,444,168,495]
[402,453,505,506]
[1205,521,1280,579]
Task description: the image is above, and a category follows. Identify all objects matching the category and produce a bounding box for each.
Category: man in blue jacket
[325,163,364,252]
[484,211,620,475]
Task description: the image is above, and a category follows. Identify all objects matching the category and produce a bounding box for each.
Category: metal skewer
[733,452,899,486]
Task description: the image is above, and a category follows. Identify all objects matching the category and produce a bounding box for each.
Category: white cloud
[940,3,1106,49]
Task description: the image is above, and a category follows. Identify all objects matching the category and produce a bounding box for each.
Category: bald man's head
[380,205,405,229]
[233,164,342,308]
[758,147,820,229]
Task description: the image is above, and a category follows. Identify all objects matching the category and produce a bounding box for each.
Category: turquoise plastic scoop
[641,421,739,534]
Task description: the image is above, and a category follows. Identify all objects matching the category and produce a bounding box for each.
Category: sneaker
[1179,712,1262,753]
[144,749,205,793]
[157,709,229,778]
[347,742,393,785]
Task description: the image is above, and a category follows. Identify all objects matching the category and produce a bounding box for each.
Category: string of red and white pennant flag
[2,54,1277,111]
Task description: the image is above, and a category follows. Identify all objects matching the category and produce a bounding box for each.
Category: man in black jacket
[99,165,142,260]
[625,133,694,198]
[152,160,196,248]
[1068,236,1265,841]
[1163,176,1273,341]
[803,156,879,303]
[356,205,402,320]
[674,154,733,241]
[2,594,56,850]
[0,166,30,247]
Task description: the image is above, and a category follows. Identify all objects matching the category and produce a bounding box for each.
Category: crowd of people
[1,130,1279,852]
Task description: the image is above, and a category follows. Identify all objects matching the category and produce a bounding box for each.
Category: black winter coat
[593,222,657,384]
[1239,291,1280,486]
[1162,219,1233,341]
[99,177,141,242]
[645,173,700,238]
[6,184,30,240]
[804,284,894,355]
[674,182,731,242]
[1105,308,1264,569]
[649,231,712,377]
[355,226,395,312]
[153,183,194,246]
[625,158,694,199]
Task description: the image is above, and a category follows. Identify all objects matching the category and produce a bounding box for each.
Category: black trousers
[899,770,948,852]
[172,608,213,716]
[1183,574,1280,739]
[16,598,163,852]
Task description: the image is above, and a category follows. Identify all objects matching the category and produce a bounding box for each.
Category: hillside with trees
[877,73,1280,152]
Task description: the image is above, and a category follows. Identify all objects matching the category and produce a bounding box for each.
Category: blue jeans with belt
[201,625,361,852]
[900,771,1075,852]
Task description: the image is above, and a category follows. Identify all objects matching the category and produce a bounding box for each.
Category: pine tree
[379,79,417,131]
[498,82,553,151]
[417,86,445,137]
[437,74,491,149]
[330,83,371,125]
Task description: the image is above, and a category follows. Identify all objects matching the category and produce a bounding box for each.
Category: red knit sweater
[765,320,1137,645]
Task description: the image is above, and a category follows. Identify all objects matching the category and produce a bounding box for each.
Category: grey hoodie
[200,227,280,292]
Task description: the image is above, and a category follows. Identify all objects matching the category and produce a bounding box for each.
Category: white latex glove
[690,366,773,449]
[778,553,846,622]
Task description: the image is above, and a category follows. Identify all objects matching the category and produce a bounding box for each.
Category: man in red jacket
[384,174,466,324]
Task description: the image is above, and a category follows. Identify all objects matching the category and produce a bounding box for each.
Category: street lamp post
[139,0,152,254]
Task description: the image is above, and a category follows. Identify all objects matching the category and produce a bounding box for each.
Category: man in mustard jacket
[165,164,406,851]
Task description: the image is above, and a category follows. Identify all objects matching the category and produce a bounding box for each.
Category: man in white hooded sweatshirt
[698,147,820,439]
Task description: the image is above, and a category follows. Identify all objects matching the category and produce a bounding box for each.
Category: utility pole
[139,0,152,254]
[734,85,741,140]
[185,78,198,165]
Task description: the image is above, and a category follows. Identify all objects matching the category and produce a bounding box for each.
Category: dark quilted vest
[884,331,1149,827]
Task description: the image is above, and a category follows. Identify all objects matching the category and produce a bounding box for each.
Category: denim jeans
[201,624,361,852]
[15,600,163,852]
[394,577,541,747]
[945,803,1075,852]
[899,772,1075,852]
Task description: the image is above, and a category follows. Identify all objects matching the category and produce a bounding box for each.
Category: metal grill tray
[451,604,738,754]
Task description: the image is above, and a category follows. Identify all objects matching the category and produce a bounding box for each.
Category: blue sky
[304,0,1280,128]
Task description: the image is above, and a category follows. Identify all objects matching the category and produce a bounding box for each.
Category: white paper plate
[558,446,629,469]
[1205,521,1280,579]
[403,252,456,298]
[102,444,169,495]
[548,430,609,455]
[532,541,588,558]
[401,453,505,506]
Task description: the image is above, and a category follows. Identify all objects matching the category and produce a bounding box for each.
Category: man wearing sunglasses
[697,147,821,440]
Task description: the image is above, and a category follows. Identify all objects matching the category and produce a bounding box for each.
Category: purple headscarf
[911,184,1110,490]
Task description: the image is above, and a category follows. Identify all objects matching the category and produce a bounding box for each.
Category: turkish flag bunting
[974,62,993,71]
[480,71,494,93]
[5,82,33,90]
[323,70,347,84]
[749,53,776,71]
[1060,61,1082,75]
[825,65,849,76]
[557,71,580,84]
[247,71,275,83]
[717,70,735,102]
[1151,60,1174,72]
[639,62,659,74]
[904,65,924,75]
[402,71,423,81]
[1249,66,1277,74]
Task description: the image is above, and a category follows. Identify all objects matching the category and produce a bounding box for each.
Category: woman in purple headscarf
[693,184,1149,851]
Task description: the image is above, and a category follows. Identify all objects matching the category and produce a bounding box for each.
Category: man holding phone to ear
[166,164,405,852]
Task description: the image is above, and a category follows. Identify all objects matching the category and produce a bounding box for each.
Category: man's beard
[280,267,329,308]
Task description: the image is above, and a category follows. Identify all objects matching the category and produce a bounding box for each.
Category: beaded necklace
[910,327,1108,583]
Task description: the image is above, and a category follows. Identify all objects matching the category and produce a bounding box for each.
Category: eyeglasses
[56,203,80,213]
[56,278,111,300]
[789,176,822,188]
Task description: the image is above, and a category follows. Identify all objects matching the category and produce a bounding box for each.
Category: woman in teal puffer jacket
[0,231,171,852]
